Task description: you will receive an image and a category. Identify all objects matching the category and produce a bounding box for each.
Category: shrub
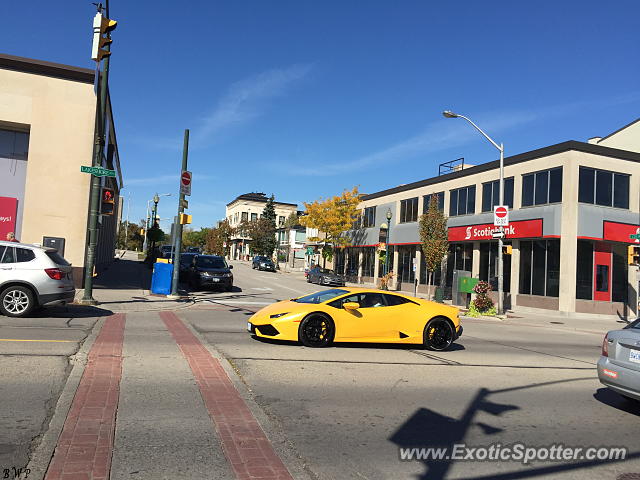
[472,280,495,313]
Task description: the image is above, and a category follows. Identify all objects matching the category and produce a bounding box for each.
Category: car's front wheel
[0,285,36,318]
[423,317,455,351]
[299,313,334,347]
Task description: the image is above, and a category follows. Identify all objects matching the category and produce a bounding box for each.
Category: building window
[419,247,441,286]
[278,216,285,227]
[362,247,375,277]
[241,212,248,222]
[449,185,476,216]
[576,240,593,300]
[362,206,376,228]
[347,249,359,277]
[251,213,258,222]
[519,239,560,297]
[479,242,511,292]
[0,129,29,160]
[445,243,473,290]
[522,167,562,207]
[334,249,345,273]
[481,178,514,212]
[397,246,416,284]
[400,198,418,223]
[612,244,628,303]
[423,192,444,214]
[578,167,629,209]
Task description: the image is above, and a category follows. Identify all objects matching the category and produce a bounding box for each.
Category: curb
[23,316,107,480]
[174,312,313,480]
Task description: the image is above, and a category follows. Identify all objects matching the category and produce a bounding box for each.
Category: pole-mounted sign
[493,205,509,226]
[180,170,192,196]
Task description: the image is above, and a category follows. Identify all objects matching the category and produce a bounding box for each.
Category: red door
[593,242,611,302]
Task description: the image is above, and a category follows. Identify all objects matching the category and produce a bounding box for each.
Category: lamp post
[443,110,505,315]
[142,193,171,255]
[385,208,393,276]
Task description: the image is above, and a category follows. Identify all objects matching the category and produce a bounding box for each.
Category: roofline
[226,198,298,207]
[0,53,95,84]
[598,117,640,142]
[362,140,640,201]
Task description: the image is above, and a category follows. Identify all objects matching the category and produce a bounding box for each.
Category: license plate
[629,349,640,364]
[212,277,220,282]
[247,322,252,332]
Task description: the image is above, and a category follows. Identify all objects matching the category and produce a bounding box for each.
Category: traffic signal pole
[169,130,190,298]
[81,1,112,305]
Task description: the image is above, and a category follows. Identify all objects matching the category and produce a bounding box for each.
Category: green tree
[262,194,277,222]
[206,220,233,256]
[418,194,449,299]
[116,221,144,251]
[183,228,211,250]
[283,212,300,229]
[238,218,277,257]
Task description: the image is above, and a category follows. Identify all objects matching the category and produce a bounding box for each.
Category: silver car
[597,318,640,402]
[0,241,75,317]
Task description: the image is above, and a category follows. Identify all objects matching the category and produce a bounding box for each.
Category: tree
[283,212,300,229]
[299,187,361,269]
[238,218,277,257]
[183,228,211,250]
[206,220,233,256]
[116,221,144,251]
[418,194,449,300]
[262,194,277,222]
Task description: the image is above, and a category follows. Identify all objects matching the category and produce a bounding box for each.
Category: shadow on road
[593,388,640,416]
[27,304,114,319]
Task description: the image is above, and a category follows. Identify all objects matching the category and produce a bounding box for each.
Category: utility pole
[81,1,116,305]
[169,130,190,298]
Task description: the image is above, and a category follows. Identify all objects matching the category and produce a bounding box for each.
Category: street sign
[494,205,509,226]
[630,234,640,240]
[180,198,189,209]
[492,231,505,239]
[180,170,192,196]
[81,165,116,177]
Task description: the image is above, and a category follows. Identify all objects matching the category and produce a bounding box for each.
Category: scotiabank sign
[603,221,640,243]
[0,197,18,239]
[448,219,543,242]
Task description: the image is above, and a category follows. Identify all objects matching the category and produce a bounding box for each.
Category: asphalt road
[184,261,640,480]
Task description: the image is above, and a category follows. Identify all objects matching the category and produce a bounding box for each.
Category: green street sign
[630,234,640,240]
[81,165,116,177]
[306,247,314,255]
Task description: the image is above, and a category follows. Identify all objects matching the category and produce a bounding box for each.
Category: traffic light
[628,245,640,265]
[91,12,117,62]
[502,245,512,255]
[101,187,115,215]
[179,213,192,225]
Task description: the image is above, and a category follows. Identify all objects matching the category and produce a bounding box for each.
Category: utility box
[151,262,174,295]
[43,236,65,256]
[452,269,472,307]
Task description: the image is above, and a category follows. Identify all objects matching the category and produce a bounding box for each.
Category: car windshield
[196,256,227,269]
[46,251,70,266]
[294,289,349,304]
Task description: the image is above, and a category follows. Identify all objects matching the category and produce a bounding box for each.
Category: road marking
[251,287,274,291]
[161,311,294,479]
[271,283,307,294]
[45,313,126,480]
[208,300,275,306]
[0,338,74,343]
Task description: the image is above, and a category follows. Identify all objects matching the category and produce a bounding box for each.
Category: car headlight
[270,312,289,319]
[260,263,267,267]
[200,272,211,277]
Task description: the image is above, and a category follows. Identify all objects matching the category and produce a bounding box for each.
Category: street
[1,257,639,480]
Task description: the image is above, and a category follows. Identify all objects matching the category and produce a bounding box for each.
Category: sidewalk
[74,251,193,312]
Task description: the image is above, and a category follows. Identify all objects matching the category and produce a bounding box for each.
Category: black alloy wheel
[299,313,334,347]
[423,317,455,351]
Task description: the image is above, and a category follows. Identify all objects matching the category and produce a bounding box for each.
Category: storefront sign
[0,197,18,239]
[448,219,543,242]
[603,221,640,244]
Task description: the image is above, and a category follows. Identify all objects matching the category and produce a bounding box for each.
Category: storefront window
[398,246,416,284]
[576,240,593,300]
[522,167,562,207]
[578,167,629,209]
[347,249,359,276]
[445,243,473,288]
[362,247,375,277]
[612,244,628,303]
[379,248,394,278]
[335,249,345,273]
[419,247,442,285]
[479,242,511,292]
[519,239,560,297]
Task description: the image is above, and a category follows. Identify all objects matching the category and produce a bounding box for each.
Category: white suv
[0,241,76,317]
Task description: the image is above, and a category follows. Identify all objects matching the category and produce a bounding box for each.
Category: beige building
[225,193,297,260]
[0,54,123,285]
[338,119,640,318]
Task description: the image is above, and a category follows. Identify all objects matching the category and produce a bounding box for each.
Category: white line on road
[271,283,307,294]
[208,300,275,306]
[251,287,274,291]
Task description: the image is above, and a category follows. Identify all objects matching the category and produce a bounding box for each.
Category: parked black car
[187,255,233,291]
[252,255,276,272]
[178,252,197,280]
[307,266,345,286]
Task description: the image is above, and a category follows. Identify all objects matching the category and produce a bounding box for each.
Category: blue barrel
[151,262,174,295]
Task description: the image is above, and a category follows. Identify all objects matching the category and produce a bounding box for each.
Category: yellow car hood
[252,300,305,319]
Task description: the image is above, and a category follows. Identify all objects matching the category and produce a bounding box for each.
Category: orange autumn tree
[299,187,362,269]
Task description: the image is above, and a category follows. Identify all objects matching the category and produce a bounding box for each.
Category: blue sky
[2,1,639,230]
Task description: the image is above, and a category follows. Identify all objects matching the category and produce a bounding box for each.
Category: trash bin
[151,262,174,295]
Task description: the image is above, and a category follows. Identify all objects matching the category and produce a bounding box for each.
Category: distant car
[252,255,276,272]
[0,241,75,318]
[187,255,233,291]
[247,287,462,350]
[307,266,345,286]
[160,245,174,259]
[598,318,640,402]
[178,253,197,280]
[186,247,202,254]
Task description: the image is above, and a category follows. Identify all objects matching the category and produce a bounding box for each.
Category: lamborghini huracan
[247,287,462,351]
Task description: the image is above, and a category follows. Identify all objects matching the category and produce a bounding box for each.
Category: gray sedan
[307,267,345,286]
[597,318,640,402]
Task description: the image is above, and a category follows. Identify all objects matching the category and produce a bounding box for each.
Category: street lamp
[385,208,393,276]
[443,110,505,315]
[142,193,171,254]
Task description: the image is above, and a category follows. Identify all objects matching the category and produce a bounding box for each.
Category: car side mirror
[343,302,360,311]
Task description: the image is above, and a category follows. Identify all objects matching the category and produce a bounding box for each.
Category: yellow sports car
[247,287,462,351]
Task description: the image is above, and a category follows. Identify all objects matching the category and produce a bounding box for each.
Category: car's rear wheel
[423,317,454,351]
[299,313,334,347]
[0,286,35,318]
